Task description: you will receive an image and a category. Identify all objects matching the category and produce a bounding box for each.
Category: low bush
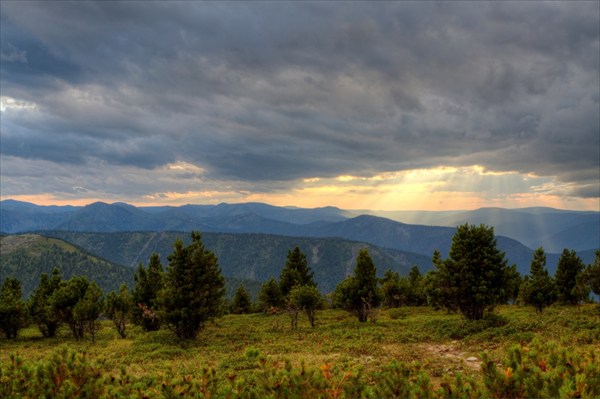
[2,338,598,398]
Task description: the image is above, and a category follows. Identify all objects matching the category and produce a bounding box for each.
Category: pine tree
[585,250,600,296]
[0,277,27,339]
[131,253,163,331]
[424,250,451,310]
[105,284,132,338]
[231,284,252,314]
[73,282,104,342]
[406,265,426,306]
[428,224,510,320]
[279,246,315,297]
[520,247,556,313]
[504,264,522,304]
[29,268,62,337]
[159,232,225,339]
[289,285,323,327]
[50,276,103,340]
[258,277,284,312]
[381,270,403,308]
[555,249,586,305]
[333,249,381,322]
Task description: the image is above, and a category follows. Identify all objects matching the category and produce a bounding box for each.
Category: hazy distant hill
[40,231,431,293]
[2,200,597,274]
[362,207,599,253]
[433,208,600,252]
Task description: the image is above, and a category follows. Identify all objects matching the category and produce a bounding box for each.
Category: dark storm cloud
[1,1,598,198]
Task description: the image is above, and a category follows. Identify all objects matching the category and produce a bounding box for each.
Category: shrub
[0,277,27,339]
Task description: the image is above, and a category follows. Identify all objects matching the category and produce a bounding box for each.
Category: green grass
[2,305,599,398]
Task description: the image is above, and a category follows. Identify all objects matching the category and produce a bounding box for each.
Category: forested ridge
[8,231,429,293]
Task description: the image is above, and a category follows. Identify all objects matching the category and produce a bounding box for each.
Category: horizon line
[1,197,598,213]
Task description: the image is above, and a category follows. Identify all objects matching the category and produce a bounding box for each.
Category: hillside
[40,231,432,293]
[433,207,600,252]
[0,234,134,296]
[0,234,266,300]
[2,201,598,275]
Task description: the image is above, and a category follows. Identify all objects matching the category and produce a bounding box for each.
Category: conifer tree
[258,277,284,312]
[105,284,132,338]
[73,282,104,342]
[520,247,556,313]
[29,268,62,337]
[231,284,252,314]
[504,264,522,304]
[585,250,600,297]
[406,265,427,306]
[159,231,225,339]
[428,224,510,320]
[279,246,315,297]
[381,270,403,308]
[289,285,323,327]
[333,249,381,322]
[555,249,586,305]
[424,250,450,310]
[50,276,103,340]
[0,277,27,339]
[132,253,163,331]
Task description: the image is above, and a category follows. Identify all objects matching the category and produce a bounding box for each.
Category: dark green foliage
[380,267,426,308]
[406,265,427,306]
[289,284,324,327]
[504,264,522,304]
[159,231,225,339]
[105,284,131,338]
[131,253,163,331]
[0,277,27,339]
[231,284,252,314]
[258,277,284,312]
[50,276,104,340]
[424,250,448,310]
[28,268,62,337]
[428,224,511,320]
[519,247,557,313]
[72,283,104,342]
[587,250,600,296]
[381,270,403,308]
[279,246,316,297]
[0,235,133,297]
[42,230,430,294]
[555,249,586,304]
[334,249,381,322]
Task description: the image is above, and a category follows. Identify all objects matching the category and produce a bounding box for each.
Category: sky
[1,1,599,211]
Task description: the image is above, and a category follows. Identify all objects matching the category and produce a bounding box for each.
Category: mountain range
[1,231,428,296]
[1,200,598,276]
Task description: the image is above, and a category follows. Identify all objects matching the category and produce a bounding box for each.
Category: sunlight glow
[2,165,597,211]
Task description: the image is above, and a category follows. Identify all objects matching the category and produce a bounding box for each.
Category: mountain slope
[430,207,600,252]
[0,234,268,300]
[0,234,134,296]
[40,231,432,293]
[2,201,597,273]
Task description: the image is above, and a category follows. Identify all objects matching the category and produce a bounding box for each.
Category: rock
[465,357,478,362]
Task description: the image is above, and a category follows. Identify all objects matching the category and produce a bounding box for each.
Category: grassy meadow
[2,304,599,398]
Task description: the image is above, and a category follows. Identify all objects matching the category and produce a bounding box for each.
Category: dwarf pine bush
[1,335,598,398]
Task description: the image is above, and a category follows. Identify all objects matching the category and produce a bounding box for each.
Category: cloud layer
[1,2,598,208]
